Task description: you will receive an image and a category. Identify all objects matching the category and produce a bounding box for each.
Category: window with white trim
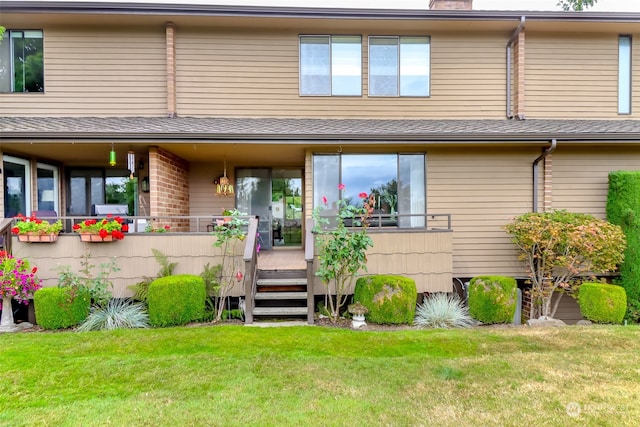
[0,30,44,93]
[619,35,632,115]
[299,35,362,96]
[369,36,430,97]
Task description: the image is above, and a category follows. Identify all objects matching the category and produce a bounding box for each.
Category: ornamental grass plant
[414,293,475,329]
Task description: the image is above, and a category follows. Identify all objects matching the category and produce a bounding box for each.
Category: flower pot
[79,233,114,242]
[0,296,17,332]
[18,233,59,243]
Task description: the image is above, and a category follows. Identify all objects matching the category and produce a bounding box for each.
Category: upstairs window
[0,30,44,93]
[369,36,430,97]
[299,35,362,96]
[619,35,632,115]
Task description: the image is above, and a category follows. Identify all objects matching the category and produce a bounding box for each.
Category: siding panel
[526,32,637,119]
[552,146,640,218]
[0,26,167,116]
[427,147,539,278]
[176,29,506,119]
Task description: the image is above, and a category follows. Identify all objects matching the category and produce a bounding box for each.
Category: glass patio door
[236,168,273,251]
[3,156,31,218]
[236,168,303,251]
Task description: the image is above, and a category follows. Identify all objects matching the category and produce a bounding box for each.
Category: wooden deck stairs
[252,268,311,320]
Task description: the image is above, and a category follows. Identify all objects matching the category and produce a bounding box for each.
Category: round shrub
[578,282,627,324]
[353,275,417,325]
[148,274,206,327]
[34,287,90,330]
[468,276,517,324]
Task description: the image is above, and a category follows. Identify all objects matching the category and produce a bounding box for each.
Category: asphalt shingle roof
[1,117,639,142]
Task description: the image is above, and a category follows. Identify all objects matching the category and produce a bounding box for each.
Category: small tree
[312,185,374,322]
[504,210,625,319]
[212,209,248,322]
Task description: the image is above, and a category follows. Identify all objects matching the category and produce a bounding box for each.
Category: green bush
[468,276,517,324]
[607,170,640,322]
[353,275,417,325]
[578,282,627,324]
[147,275,206,327]
[34,287,90,330]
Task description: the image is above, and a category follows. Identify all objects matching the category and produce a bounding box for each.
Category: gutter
[532,139,557,213]
[506,16,525,119]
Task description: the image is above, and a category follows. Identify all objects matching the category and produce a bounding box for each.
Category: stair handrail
[242,216,259,323]
[305,217,315,324]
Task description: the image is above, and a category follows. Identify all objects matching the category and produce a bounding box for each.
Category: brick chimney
[429,0,473,10]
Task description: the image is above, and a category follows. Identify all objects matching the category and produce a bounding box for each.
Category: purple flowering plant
[0,251,42,309]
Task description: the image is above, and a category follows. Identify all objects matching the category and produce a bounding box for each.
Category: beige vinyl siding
[311,231,453,294]
[16,234,244,297]
[427,147,539,278]
[526,32,630,119]
[176,29,506,119]
[552,146,640,218]
[0,26,167,117]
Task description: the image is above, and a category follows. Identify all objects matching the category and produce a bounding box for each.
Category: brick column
[166,22,177,118]
[513,30,526,120]
[149,147,190,231]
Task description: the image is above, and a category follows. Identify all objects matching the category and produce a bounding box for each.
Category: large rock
[526,316,567,327]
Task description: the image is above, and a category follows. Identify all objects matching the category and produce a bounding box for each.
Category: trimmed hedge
[353,275,417,325]
[468,276,517,324]
[34,287,91,330]
[607,170,640,322]
[147,274,206,327]
[578,282,627,324]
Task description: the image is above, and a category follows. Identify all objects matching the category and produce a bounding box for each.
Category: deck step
[255,291,308,300]
[253,307,308,316]
[257,278,307,287]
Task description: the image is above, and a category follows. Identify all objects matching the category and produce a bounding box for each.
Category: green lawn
[1,325,639,426]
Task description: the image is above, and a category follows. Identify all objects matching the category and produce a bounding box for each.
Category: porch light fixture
[109,143,116,167]
[215,161,234,197]
[127,150,135,178]
[141,176,150,193]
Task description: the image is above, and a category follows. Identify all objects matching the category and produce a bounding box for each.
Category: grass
[1,325,639,426]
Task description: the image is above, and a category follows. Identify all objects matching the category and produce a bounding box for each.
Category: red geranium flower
[98,229,109,239]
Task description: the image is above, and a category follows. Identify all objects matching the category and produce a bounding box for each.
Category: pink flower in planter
[338,183,345,190]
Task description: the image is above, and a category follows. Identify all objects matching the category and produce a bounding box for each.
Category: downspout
[506,16,525,119]
[532,139,557,212]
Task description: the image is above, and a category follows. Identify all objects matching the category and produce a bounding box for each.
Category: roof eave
[1,132,639,143]
[2,1,639,22]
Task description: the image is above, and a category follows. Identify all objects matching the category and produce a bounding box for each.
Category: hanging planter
[79,232,115,242]
[73,216,127,241]
[12,214,63,243]
[18,233,59,243]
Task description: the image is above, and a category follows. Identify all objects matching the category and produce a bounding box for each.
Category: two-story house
[1,0,639,322]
